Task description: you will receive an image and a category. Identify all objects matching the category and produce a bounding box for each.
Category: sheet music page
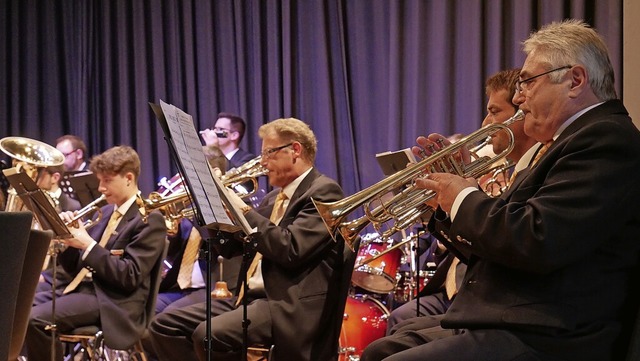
[159,100,234,226]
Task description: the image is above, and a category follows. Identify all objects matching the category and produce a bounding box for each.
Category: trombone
[313,109,524,250]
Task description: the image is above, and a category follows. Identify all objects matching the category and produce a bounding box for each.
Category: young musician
[24,145,166,361]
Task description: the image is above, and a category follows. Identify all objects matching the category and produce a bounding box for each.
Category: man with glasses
[363,19,640,361]
[149,118,350,361]
[56,135,88,172]
[200,113,255,171]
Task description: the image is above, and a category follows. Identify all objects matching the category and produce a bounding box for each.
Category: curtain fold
[0,0,622,198]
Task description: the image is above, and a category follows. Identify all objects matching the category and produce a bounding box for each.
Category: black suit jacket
[59,202,166,349]
[431,100,640,360]
[219,167,347,361]
[227,148,255,171]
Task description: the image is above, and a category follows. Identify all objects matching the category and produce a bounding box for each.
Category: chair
[8,228,53,360]
[59,239,169,361]
[0,212,34,361]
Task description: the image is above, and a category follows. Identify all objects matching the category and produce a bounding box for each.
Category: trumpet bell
[0,136,65,168]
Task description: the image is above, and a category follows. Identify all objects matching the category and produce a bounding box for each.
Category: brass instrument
[150,156,268,234]
[313,110,525,250]
[480,159,515,197]
[65,194,106,229]
[0,136,65,219]
[144,190,194,235]
[220,156,268,198]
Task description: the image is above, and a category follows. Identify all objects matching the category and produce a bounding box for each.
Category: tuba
[313,110,524,250]
[0,136,65,217]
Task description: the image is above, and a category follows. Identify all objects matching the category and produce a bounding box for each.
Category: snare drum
[339,294,389,361]
[352,239,402,294]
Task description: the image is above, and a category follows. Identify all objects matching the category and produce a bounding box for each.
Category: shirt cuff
[451,187,479,221]
[82,240,98,260]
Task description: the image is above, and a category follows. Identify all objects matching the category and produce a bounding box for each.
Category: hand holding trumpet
[58,210,95,250]
[412,133,477,213]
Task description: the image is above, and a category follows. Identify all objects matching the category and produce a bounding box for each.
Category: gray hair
[522,19,616,101]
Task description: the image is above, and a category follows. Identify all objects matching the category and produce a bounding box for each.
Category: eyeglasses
[515,65,572,93]
[213,127,233,133]
[261,143,293,159]
[61,149,77,157]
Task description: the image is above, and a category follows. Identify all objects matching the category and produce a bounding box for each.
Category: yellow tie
[236,191,288,305]
[63,210,122,294]
[444,257,460,299]
[531,141,554,168]
[177,228,203,289]
[508,141,554,187]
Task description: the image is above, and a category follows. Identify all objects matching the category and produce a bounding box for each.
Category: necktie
[444,257,460,299]
[531,140,554,168]
[177,228,203,289]
[236,191,288,305]
[508,141,554,187]
[63,210,122,294]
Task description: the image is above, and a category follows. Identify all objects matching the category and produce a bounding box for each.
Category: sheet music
[159,100,234,226]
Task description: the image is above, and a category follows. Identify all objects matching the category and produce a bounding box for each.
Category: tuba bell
[313,110,524,250]
[0,136,65,217]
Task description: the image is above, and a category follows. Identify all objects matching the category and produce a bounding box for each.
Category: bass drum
[339,294,389,361]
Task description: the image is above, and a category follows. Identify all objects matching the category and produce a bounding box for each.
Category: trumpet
[313,109,524,250]
[65,194,106,229]
[144,190,194,235]
[220,156,268,198]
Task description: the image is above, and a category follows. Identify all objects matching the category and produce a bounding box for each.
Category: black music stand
[3,167,73,361]
[63,171,102,207]
[150,101,258,361]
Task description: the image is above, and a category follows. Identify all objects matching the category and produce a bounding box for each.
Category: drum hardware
[393,268,436,304]
[211,256,233,299]
[313,110,524,250]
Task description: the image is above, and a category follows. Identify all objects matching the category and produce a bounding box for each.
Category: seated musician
[381,68,536,337]
[148,118,349,361]
[24,145,167,361]
[33,164,83,304]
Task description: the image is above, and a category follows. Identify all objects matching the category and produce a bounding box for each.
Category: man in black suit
[33,163,82,304]
[55,134,88,172]
[362,19,640,361]
[24,145,167,361]
[200,112,255,171]
[384,68,537,334]
[149,117,349,361]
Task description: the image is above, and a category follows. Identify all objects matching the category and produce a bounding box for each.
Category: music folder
[375,148,417,176]
[2,167,72,239]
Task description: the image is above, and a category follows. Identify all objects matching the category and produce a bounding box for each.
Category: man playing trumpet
[24,145,166,361]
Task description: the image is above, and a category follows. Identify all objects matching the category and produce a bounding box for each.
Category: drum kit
[338,232,435,361]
